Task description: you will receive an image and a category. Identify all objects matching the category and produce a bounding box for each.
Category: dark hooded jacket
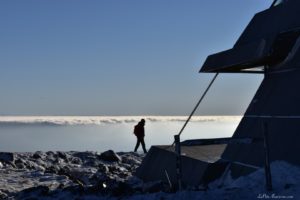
[134,122,145,138]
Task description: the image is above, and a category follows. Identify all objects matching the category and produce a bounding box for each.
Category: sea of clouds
[0,116,242,126]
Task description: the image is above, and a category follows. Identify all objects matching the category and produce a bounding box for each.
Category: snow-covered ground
[0,151,298,199]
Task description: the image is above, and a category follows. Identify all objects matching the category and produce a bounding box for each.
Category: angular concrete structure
[137,0,300,187]
[202,0,300,168]
[136,145,228,186]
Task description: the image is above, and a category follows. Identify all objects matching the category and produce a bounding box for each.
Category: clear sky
[0,0,273,116]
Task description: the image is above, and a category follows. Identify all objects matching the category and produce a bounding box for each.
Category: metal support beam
[174,134,182,190]
[172,73,219,147]
[263,122,273,191]
[164,169,173,191]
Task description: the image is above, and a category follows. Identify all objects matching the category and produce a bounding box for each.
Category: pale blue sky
[0,0,272,115]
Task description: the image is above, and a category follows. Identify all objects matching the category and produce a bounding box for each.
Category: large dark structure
[137,0,300,186]
[202,0,300,167]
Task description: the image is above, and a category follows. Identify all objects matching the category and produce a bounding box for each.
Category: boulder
[57,151,69,160]
[0,152,15,163]
[45,165,60,174]
[121,154,141,166]
[33,151,45,159]
[14,158,26,169]
[70,157,82,165]
[99,150,122,162]
[98,163,109,173]
[0,190,7,199]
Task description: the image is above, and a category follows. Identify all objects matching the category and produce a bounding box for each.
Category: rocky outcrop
[0,150,166,199]
[99,150,122,162]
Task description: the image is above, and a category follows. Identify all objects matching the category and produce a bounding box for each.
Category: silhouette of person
[134,119,147,153]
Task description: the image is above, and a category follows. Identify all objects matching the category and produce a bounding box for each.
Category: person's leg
[141,138,147,153]
[134,138,141,152]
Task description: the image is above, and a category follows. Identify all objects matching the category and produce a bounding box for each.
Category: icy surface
[0,150,299,199]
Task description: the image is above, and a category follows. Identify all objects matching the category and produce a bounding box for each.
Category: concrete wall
[136,146,226,187]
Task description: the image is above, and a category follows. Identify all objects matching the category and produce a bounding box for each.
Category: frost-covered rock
[0,190,8,199]
[121,153,142,166]
[32,151,46,160]
[70,156,82,165]
[99,150,122,162]
[98,163,109,173]
[9,151,300,199]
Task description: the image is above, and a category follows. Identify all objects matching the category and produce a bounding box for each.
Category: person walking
[133,119,147,153]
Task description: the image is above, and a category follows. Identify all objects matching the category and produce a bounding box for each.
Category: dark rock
[15,158,28,169]
[120,163,133,171]
[70,157,82,165]
[32,151,45,159]
[45,152,56,163]
[58,183,65,189]
[57,151,68,160]
[84,160,100,167]
[9,162,17,168]
[23,161,32,169]
[45,165,60,174]
[99,150,122,162]
[121,154,142,166]
[36,159,47,168]
[0,190,7,199]
[46,151,55,156]
[24,160,42,170]
[15,158,24,164]
[58,166,87,186]
[0,152,15,163]
[17,164,25,169]
[119,171,131,179]
[108,165,117,173]
[98,163,109,173]
[59,165,71,174]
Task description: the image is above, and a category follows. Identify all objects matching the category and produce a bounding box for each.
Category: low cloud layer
[0,116,242,126]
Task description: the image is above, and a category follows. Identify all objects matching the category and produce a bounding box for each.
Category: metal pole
[178,73,218,137]
[164,169,173,191]
[174,134,182,190]
[263,121,272,191]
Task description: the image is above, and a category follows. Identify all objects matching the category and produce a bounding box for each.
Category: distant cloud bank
[0,116,242,126]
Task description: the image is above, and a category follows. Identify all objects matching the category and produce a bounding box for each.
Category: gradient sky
[0,0,273,116]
